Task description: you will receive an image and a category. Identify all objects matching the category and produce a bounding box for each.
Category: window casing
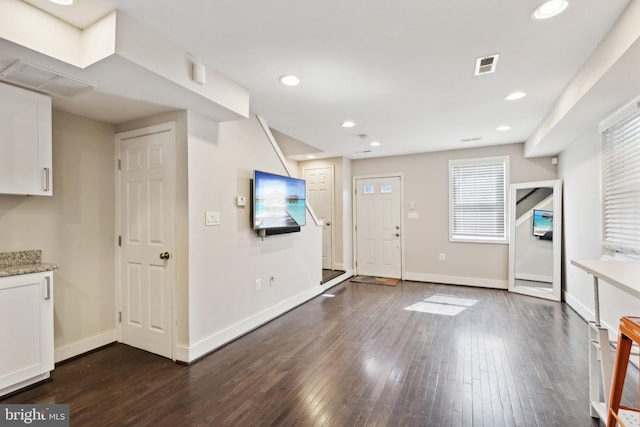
[602,105,640,254]
[449,156,509,243]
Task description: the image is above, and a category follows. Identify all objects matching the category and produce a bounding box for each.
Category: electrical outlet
[255,278,261,290]
[439,253,446,261]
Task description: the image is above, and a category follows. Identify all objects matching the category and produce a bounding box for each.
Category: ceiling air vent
[474,54,499,76]
[0,60,94,97]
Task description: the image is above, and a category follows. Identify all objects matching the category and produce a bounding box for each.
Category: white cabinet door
[0,272,54,396]
[0,82,52,196]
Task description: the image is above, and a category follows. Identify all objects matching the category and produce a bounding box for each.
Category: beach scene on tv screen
[533,210,553,237]
[254,173,306,229]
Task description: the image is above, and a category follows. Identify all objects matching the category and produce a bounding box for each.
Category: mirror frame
[508,179,562,301]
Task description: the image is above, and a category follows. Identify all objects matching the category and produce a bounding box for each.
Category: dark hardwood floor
[2,280,637,426]
[321,269,346,284]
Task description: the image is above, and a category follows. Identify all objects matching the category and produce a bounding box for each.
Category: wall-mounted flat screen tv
[252,170,306,235]
[532,209,553,240]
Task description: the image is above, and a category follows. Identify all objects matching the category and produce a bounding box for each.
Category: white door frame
[114,122,176,360]
[352,173,405,279]
[303,165,335,271]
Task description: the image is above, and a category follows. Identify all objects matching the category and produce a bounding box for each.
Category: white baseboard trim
[516,273,553,283]
[563,290,618,339]
[54,330,116,363]
[175,344,190,363]
[322,269,352,288]
[562,290,594,322]
[1,372,50,398]
[404,272,508,289]
[186,281,342,363]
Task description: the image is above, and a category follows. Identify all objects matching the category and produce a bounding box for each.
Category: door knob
[326,221,331,226]
[159,252,170,260]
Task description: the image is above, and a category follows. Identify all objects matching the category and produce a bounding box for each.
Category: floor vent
[0,60,94,97]
[474,54,499,76]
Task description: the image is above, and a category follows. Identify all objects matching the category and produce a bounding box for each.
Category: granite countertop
[0,250,60,278]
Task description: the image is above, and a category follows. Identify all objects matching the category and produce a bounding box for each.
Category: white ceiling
[7,0,634,159]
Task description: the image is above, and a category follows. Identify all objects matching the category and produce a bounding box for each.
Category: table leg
[593,276,601,327]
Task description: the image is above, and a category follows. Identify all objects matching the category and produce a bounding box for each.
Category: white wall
[341,157,353,273]
[559,127,640,336]
[185,113,323,361]
[352,143,557,288]
[0,110,116,361]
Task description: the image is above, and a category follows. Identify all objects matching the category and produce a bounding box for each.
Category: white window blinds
[449,157,508,242]
[602,108,640,254]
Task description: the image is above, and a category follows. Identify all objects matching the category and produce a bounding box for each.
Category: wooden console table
[571,259,640,423]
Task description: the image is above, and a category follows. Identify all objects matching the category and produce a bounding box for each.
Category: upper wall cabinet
[0,82,52,196]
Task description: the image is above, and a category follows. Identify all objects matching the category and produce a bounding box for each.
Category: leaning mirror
[508,179,562,301]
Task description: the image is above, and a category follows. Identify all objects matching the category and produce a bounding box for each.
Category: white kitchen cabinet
[0,271,54,397]
[0,82,52,196]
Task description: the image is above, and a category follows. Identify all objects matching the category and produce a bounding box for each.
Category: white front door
[304,166,334,270]
[355,176,402,278]
[117,124,175,359]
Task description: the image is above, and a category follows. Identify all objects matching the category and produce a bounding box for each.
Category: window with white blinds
[449,156,509,243]
[602,107,640,254]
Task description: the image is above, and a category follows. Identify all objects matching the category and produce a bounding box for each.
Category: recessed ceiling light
[505,91,527,101]
[370,141,381,147]
[497,125,512,131]
[306,155,315,159]
[279,75,300,86]
[532,0,569,20]
[48,0,74,4]
[341,121,355,128]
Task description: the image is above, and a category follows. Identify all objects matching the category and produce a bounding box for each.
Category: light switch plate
[205,211,220,226]
[236,196,246,207]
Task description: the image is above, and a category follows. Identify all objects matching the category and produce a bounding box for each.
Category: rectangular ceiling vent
[474,54,499,76]
[0,60,95,97]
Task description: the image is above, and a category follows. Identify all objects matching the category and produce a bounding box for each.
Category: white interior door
[304,166,334,270]
[117,125,175,359]
[355,176,402,278]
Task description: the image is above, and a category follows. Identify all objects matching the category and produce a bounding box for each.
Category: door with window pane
[355,176,402,278]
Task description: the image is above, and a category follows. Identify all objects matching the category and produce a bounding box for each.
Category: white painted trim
[256,114,322,227]
[449,155,510,244]
[352,173,405,279]
[322,269,352,288]
[54,330,116,363]
[174,344,190,363]
[1,372,50,398]
[115,121,177,360]
[515,273,553,283]
[177,269,351,363]
[404,272,508,289]
[186,279,343,362]
[508,179,562,301]
[515,195,554,228]
[563,290,618,339]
